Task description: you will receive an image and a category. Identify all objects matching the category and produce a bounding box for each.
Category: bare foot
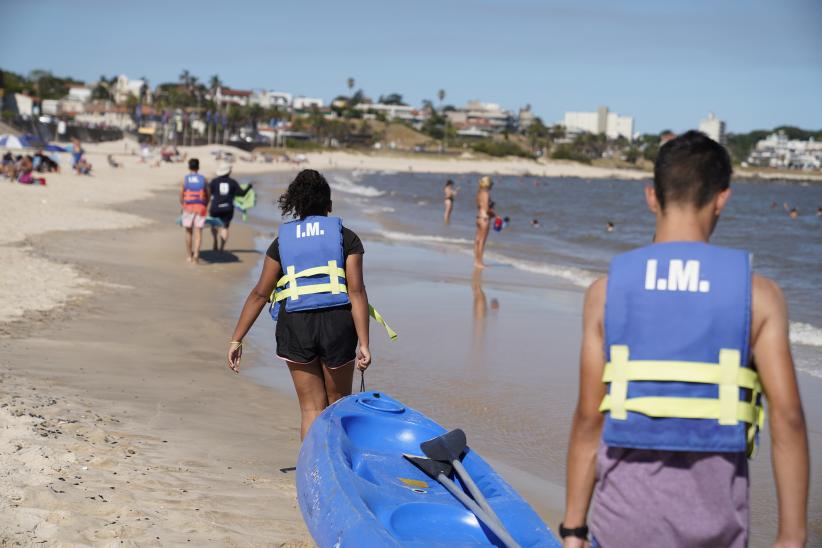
[186,256,193,263]
[473,262,486,269]
[193,256,200,265]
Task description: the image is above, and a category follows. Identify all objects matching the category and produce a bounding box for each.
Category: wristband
[558,522,589,540]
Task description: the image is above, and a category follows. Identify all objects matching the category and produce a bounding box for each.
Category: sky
[1,0,820,134]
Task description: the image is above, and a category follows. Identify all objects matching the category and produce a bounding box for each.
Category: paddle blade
[421,428,467,462]
[403,454,453,479]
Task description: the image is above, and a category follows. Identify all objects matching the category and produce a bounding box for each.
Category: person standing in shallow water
[561,131,808,547]
[443,179,458,224]
[227,169,371,439]
[474,176,494,269]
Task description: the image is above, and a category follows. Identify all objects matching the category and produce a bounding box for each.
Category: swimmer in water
[816,207,821,217]
[531,218,541,228]
[606,221,615,232]
[789,208,798,219]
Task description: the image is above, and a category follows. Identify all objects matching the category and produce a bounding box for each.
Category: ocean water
[328,170,822,378]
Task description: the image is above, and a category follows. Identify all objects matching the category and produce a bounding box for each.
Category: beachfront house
[445,100,514,134]
[354,102,423,124]
[214,87,252,107]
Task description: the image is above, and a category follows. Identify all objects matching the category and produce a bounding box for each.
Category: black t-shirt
[266,226,364,263]
[208,175,249,214]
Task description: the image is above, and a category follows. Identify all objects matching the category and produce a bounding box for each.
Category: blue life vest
[601,242,763,456]
[269,216,350,320]
[183,173,207,206]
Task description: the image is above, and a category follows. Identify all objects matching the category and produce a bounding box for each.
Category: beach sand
[1,143,818,546]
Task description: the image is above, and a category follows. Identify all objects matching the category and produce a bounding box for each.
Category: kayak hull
[297,392,561,547]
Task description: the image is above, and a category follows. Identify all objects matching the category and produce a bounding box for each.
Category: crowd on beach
[209,130,809,547]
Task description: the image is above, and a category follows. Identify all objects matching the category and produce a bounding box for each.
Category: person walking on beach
[208,163,252,252]
[474,176,494,268]
[227,169,371,439]
[180,158,210,264]
[443,179,458,224]
[561,131,808,548]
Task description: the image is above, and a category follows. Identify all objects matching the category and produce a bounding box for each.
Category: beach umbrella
[0,134,25,149]
[44,144,67,152]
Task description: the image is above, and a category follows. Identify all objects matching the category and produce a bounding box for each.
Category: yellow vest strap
[276,265,346,289]
[369,304,398,341]
[602,360,760,391]
[274,283,348,302]
[599,395,758,425]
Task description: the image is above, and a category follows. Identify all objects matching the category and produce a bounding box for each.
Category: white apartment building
[563,106,634,141]
[250,90,292,109]
[113,75,148,105]
[293,97,325,110]
[699,112,726,144]
[214,86,252,107]
[68,86,93,103]
[354,102,418,122]
[746,131,822,170]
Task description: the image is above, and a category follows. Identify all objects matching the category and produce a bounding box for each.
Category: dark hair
[188,158,199,171]
[278,169,332,219]
[445,179,454,187]
[653,130,731,210]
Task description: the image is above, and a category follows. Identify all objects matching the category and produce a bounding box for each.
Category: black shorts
[210,210,234,227]
[275,303,358,367]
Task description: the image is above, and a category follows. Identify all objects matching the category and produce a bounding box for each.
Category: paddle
[421,429,505,529]
[403,455,521,548]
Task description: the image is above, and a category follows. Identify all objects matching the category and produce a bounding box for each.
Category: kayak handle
[357,395,406,414]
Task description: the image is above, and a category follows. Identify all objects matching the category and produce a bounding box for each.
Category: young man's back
[561,131,808,548]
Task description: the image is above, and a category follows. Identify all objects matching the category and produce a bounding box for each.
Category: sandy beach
[1,143,819,546]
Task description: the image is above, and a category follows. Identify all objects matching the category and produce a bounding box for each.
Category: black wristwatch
[558,522,589,540]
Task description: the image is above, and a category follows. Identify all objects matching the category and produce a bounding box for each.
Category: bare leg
[287,360,328,440]
[444,200,453,224]
[211,226,219,251]
[474,219,489,268]
[322,360,355,405]
[219,227,229,252]
[192,227,203,263]
[185,227,194,262]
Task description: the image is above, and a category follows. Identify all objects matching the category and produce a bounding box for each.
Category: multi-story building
[250,90,292,109]
[562,106,634,141]
[445,100,513,134]
[113,75,149,105]
[698,112,726,144]
[354,102,422,123]
[293,97,325,111]
[745,131,822,170]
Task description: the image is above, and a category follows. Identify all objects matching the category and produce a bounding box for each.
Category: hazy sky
[2,0,820,133]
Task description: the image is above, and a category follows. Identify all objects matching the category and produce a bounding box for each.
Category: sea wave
[329,174,385,197]
[484,252,598,288]
[378,229,598,287]
[790,321,822,348]
[379,230,473,246]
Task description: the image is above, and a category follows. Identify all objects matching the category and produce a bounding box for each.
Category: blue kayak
[297,392,561,547]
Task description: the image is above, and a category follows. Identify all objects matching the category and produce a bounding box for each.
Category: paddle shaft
[451,459,506,529]
[435,472,521,548]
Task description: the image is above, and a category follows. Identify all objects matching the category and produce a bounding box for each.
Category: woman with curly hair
[227,169,371,439]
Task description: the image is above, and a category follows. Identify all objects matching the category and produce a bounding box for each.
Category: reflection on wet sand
[471,269,499,365]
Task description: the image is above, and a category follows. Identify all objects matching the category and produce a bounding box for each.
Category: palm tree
[437,89,446,105]
[209,74,222,98]
[347,77,355,93]
[179,69,192,87]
